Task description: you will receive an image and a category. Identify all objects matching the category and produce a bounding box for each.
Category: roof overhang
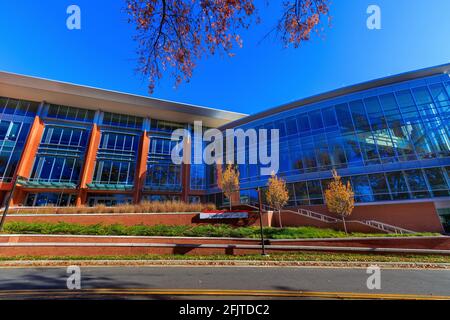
[220,63,450,130]
[0,71,247,128]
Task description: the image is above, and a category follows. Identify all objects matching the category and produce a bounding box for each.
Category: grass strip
[2,222,440,239]
[1,252,449,263]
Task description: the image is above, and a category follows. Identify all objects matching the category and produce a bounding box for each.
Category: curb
[0,234,447,241]
[0,259,449,269]
[1,242,450,255]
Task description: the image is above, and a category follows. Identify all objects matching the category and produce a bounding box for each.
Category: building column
[12,103,46,205]
[76,119,101,206]
[181,134,192,202]
[0,191,5,207]
[134,131,150,204]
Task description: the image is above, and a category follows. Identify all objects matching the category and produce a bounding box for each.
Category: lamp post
[257,188,268,256]
[0,175,26,231]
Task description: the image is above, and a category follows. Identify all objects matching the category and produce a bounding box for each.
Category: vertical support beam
[181,133,191,202]
[76,118,101,206]
[14,112,45,179]
[134,131,150,204]
[0,191,5,207]
[12,103,46,205]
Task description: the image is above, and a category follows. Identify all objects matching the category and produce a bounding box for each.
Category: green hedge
[2,222,439,239]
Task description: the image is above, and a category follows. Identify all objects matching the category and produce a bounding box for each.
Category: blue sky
[0,0,449,115]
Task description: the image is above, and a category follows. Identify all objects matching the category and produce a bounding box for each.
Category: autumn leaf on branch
[126,0,330,93]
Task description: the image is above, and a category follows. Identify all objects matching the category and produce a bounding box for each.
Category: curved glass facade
[210,73,450,206]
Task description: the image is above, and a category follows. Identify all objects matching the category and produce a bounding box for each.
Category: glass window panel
[50,158,64,180]
[349,100,370,131]
[285,117,298,136]
[341,133,363,164]
[364,97,383,114]
[58,105,69,118]
[67,107,78,120]
[306,180,322,199]
[39,158,54,180]
[4,99,18,114]
[110,162,121,182]
[404,169,429,191]
[0,97,7,113]
[116,135,125,151]
[424,167,449,190]
[0,122,9,140]
[309,110,323,130]
[297,114,310,132]
[409,123,434,157]
[322,107,337,127]
[15,101,28,116]
[26,102,39,116]
[429,83,449,102]
[369,173,389,193]
[386,171,408,192]
[335,103,354,132]
[274,120,286,137]
[107,134,117,149]
[351,175,374,202]
[101,161,112,182]
[293,182,308,201]
[7,123,21,141]
[412,87,433,104]
[396,90,415,107]
[61,158,75,181]
[119,163,129,182]
[70,130,82,146]
[50,127,62,144]
[60,129,71,145]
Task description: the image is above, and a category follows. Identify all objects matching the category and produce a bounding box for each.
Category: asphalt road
[0,266,449,299]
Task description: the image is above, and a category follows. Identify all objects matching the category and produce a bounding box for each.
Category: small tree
[266,173,289,228]
[218,164,240,211]
[324,169,355,234]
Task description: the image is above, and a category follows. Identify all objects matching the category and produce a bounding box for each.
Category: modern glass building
[0,71,245,208]
[0,64,449,232]
[213,64,450,233]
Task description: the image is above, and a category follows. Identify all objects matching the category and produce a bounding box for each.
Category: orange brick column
[76,123,101,206]
[133,131,150,204]
[11,113,45,205]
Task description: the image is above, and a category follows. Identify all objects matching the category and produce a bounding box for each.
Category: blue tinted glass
[274,120,286,137]
[412,87,433,104]
[335,103,354,132]
[4,99,18,115]
[309,110,323,130]
[0,97,7,113]
[297,114,310,132]
[424,167,449,190]
[429,83,449,102]
[404,169,428,191]
[349,100,370,130]
[306,180,322,199]
[386,171,409,193]
[351,175,374,202]
[285,117,298,135]
[396,90,415,106]
[322,107,337,126]
[364,97,383,114]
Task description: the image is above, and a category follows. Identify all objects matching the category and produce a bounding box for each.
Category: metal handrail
[362,220,414,234]
[247,201,414,234]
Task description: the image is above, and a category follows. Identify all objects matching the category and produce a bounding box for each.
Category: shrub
[9,201,216,215]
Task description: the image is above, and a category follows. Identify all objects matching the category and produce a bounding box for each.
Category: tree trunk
[342,216,348,234]
[229,198,232,212]
[278,209,283,228]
